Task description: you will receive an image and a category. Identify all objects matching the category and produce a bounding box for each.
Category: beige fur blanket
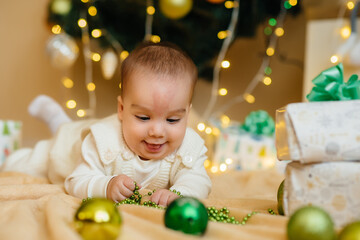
[0,169,286,240]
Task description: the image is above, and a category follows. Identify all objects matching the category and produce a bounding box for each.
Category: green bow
[241,110,275,136]
[306,63,360,101]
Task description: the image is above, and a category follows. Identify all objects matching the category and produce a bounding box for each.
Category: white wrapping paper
[276,100,360,163]
[284,161,360,228]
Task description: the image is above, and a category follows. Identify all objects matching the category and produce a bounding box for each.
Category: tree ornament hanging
[206,0,226,4]
[74,198,122,240]
[46,33,79,69]
[50,0,72,15]
[287,206,336,240]
[159,0,193,20]
[164,197,208,235]
[101,49,118,80]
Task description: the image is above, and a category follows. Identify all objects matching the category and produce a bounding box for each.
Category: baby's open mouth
[144,141,164,152]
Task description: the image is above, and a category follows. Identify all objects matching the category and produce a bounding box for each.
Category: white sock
[28,95,72,134]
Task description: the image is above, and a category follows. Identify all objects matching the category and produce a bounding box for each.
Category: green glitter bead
[287,206,336,240]
[164,197,208,235]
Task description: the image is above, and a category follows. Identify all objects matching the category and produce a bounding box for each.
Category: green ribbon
[306,63,360,101]
[241,110,275,137]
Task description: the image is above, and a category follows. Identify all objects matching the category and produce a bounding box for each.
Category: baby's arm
[170,146,212,199]
[65,134,136,200]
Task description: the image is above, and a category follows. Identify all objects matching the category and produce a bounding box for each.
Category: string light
[217,30,228,39]
[62,77,74,88]
[51,25,61,34]
[147,6,155,15]
[119,83,122,89]
[150,35,161,43]
[330,55,339,63]
[219,163,227,172]
[243,93,255,103]
[77,109,86,117]
[289,0,297,6]
[264,27,272,35]
[264,66,272,75]
[224,1,234,9]
[275,27,284,37]
[87,82,96,91]
[91,29,102,38]
[66,100,77,109]
[347,1,355,10]
[218,88,228,96]
[220,115,230,127]
[120,51,129,61]
[266,47,275,56]
[263,76,272,85]
[284,1,292,9]
[212,127,220,136]
[197,123,206,132]
[78,18,87,28]
[210,165,218,173]
[88,6,97,16]
[268,18,277,26]
[204,159,210,168]
[225,158,233,164]
[91,53,101,62]
[221,60,230,68]
[340,26,351,39]
[205,127,213,134]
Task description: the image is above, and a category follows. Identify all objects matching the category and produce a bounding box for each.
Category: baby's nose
[149,122,165,137]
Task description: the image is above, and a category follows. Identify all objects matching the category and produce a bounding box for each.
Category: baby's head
[118,42,198,160]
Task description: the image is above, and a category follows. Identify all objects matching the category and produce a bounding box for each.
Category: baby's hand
[150,189,180,207]
[106,174,141,202]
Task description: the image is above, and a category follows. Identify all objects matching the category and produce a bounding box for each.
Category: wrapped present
[284,161,360,228]
[213,110,277,170]
[276,63,360,163]
[0,120,22,165]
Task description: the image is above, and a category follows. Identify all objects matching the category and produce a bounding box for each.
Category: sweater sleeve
[170,146,212,199]
[64,134,114,199]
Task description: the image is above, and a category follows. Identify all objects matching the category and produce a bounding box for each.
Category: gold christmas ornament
[46,33,79,69]
[74,198,122,240]
[338,221,360,240]
[101,49,118,80]
[159,0,193,20]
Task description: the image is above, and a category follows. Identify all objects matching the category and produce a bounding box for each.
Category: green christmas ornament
[339,221,360,240]
[287,206,336,240]
[164,197,208,235]
[277,180,285,215]
[74,198,122,240]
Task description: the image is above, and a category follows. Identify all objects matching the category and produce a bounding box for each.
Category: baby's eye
[167,118,180,123]
[136,115,150,121]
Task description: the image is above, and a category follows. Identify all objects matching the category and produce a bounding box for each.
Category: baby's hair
[120,41,198,100]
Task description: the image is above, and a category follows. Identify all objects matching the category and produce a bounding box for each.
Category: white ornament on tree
[101,49,118,80]
[46,33,79,69]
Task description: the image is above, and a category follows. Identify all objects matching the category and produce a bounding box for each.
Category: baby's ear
[117,96,124,121]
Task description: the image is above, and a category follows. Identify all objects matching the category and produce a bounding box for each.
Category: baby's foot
[28,95,72,134]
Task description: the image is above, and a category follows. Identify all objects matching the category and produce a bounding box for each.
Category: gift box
[213,110,277,171]
[283,161,360,228]
[276,100,360,163]
[0,120,22,165]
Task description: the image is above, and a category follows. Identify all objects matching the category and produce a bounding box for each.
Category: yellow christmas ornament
[74,198,122,240]
[159,0,193,20]
[338,221,360,240]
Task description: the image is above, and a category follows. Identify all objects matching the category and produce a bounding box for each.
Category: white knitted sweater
[64,115,212,199]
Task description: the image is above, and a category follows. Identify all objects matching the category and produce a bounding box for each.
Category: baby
[64,42,211,206]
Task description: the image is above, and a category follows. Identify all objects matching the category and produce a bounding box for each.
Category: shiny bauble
[277,180,284,215]
[50,0,72,15]
[287,206,336,240]
[338,221,360,240]
[46,33,79,69]
[101,49,118,80]
[159,0,193,20]
[74,198,122,240]
[206,0,226,3]
[164,197,208,235]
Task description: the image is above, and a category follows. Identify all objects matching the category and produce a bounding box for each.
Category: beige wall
[1,1,306,147]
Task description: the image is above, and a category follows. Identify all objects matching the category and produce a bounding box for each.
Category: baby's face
[118,69,193,160]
